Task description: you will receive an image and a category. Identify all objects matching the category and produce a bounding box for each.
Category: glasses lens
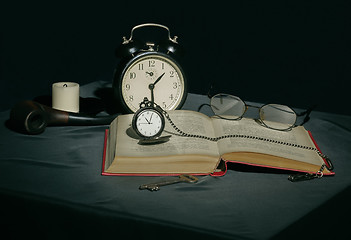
[260,104,296,130]
[210,94,245,119]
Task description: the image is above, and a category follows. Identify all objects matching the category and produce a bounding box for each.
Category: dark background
[1,2,351,239]
[1,0,350,115]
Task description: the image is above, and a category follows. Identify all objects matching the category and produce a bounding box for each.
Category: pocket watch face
[133,108,165,138]
[121,53,186,113]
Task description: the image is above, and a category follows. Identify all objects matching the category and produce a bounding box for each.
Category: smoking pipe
[9,100,118,134]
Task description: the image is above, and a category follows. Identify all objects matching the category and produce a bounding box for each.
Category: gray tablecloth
[1,81,350,239]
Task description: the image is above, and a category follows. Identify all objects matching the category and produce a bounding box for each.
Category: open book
[102,110,333,176]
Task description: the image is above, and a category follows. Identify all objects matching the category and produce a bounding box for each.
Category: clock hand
[148,72,165,103]
[153,72,165,86]
[149,85,155,104]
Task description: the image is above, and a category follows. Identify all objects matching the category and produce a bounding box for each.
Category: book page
[104,117,118,170]
[212,117,323,166]
[115,111,219,158]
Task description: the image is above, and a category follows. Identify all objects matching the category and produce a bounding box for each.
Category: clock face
[120,53,186,113]
[134,108,165,138]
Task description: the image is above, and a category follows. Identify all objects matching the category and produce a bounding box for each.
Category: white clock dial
[135,109,164,137]
[121,54,185,112]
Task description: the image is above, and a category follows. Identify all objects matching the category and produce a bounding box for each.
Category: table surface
[1,81,351,240]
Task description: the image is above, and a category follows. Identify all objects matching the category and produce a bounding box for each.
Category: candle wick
[63,84,68,87]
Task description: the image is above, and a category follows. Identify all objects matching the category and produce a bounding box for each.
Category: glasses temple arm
[197,103,211,112]
[206,84,216,99]
[297,104,317,126]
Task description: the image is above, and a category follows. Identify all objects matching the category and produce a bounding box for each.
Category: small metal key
[288,173,320,182]
[139,175,199,191]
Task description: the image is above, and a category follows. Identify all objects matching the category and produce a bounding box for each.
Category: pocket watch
[132,98,165,139]
[113,23,187,113]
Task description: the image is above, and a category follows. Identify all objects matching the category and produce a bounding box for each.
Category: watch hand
[144,117,151,124]
[146,71,154,76]
[149,113,154,123]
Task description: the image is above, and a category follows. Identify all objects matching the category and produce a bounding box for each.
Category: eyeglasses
[208,93,312,131]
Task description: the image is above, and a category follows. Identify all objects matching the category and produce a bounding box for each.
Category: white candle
[52,82,80,113]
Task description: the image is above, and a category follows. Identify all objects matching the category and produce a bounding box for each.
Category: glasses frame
[209,93,300,131]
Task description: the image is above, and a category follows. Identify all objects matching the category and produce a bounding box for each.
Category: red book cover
[101,129,334,177]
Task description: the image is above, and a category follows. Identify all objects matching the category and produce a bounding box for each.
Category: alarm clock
[113,23,187,113]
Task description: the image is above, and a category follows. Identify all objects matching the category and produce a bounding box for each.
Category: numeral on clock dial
[121,54,185,112]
